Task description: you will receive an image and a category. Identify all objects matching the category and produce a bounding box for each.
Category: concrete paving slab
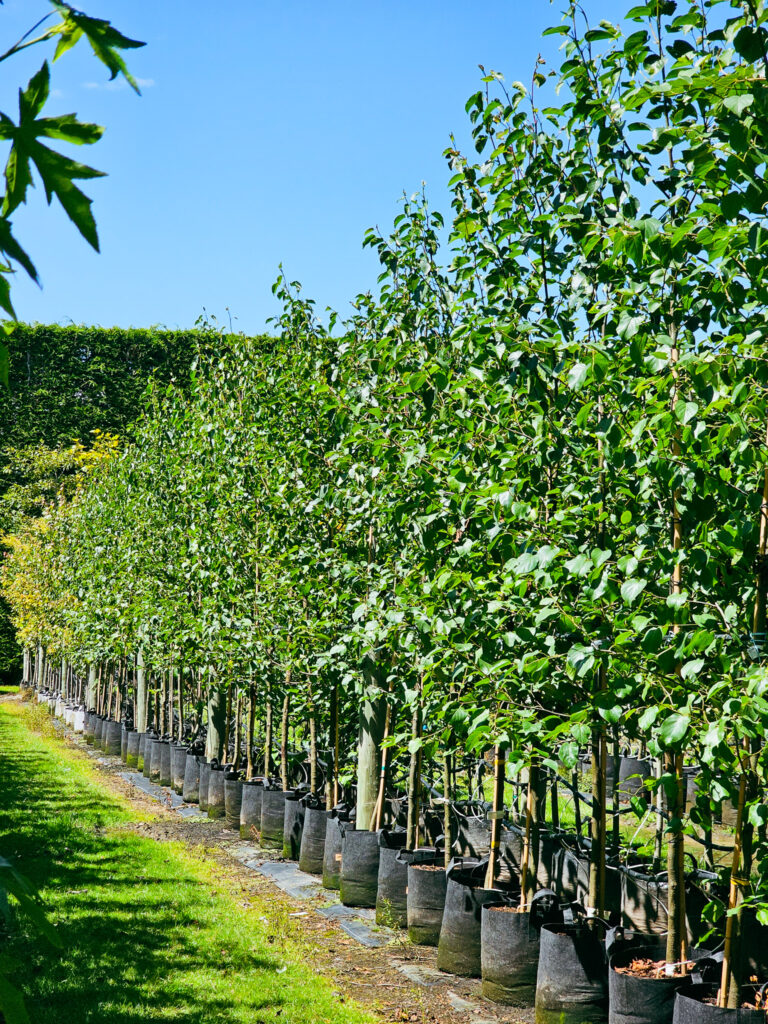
[396,963,448,987]
[316,903,375,921]
[339,919,391,948]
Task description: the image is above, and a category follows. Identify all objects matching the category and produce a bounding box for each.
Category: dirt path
[21,698,532,1024]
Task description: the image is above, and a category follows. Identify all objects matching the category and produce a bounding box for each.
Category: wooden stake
[485,746,506,889]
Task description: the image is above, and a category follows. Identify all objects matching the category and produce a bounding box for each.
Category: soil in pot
[282,793,305,860]
[224,774,243,831]
[609,944,711,1024]
[298,799,327,873]
[535,921,609,1024]
[207,765,226,819]
[340,828,381,908]
[240,779,264,839]
[406,857,446,946]
[481,890,561,1007]
[260,788,286,849]
[673,984,767,1024]
[436,857,504,977]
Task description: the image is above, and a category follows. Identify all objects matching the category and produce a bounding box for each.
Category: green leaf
[658,713,690,749]
[567,361,589,391]
[51,5,146,94]
[680,658,705,680]
[723,94,754,117]
[0,340,8,388]
[621,578,647,604]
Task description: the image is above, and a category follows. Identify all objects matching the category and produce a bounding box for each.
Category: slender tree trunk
[264,693,272,779]
[246,684,255,780]
[442,750,454,869]
[206,685,226,762]
[233,690,242,768]
[485,746,506,888]
[406,693,422,849]
[309,709,317,795]
[280,692,290,791]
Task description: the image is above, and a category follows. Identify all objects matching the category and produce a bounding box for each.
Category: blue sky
[3,1,618,334]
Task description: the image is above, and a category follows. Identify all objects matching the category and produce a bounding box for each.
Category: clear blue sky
[3,1,617,334]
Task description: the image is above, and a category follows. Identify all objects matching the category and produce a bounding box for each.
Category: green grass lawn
[0,702,375,1024]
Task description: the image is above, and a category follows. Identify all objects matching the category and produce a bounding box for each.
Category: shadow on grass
[0,719,286,1024]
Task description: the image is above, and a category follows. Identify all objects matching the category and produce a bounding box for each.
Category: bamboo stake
[177,665,184,743]
[719,773,748,1007]
[519,764,535,913]
[264,692,272,779]
[369,695,392,832]
[233,690,242,768]
[485,746,506,889]
[406,689,422,850]
[331,682,339,807]
[309,710,317,794]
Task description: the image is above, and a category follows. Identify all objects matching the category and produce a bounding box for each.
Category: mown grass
[0,702,375,1024]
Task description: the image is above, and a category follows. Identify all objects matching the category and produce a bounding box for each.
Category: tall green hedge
[0,323,215,448]
[0,323,248,678]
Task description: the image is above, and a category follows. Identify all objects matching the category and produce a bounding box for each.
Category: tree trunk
[406,697,422,850]
[206,686,226,762]
[233,690,242,768]
[280,692,290,791]
[246,684,255,780]
[356,691,386,830]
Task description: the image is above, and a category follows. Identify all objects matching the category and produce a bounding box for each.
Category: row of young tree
[5,0,768,1007]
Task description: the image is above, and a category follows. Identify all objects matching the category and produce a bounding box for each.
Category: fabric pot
[207,765,226,819]
[282,793,305,860]
[103,720,122,757]
[606,755,652,803]
[451,801,491,857]
[183,753,204,804]
[225,775,243,830]
[260,789,286,848]
[619,868,711,945]
[198,761,212,812]
[148,739,162,782]
[673,985,765,1024]
[84,712,96,745]
[93,716,105,749]
[406,854,445,945]
[74,708,85,734]
[481,890,560,1006]
[142,734,156,778]
[375,830,408,927]
[171,745,187,795]
[609,944,709,1024]
[340,828,381,908]
[158,741,172,787]
[436,857,498,977]
[240,779,264,838]
[126,730,141,768]
[535,921,608,1024]
[298,801,327,873]
[323,811,353,890]
[138,732,148,773]
[120,726,130,763]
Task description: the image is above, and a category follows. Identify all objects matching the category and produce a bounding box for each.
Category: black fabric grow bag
[298,799,327,874]
[375,830,408,927]
[608,944,712,1024]
[451,801,491,857]
[126,729,141,767]
[323,809,353,890]
[120,725,130,762]
[240,779,264,838]
[207,765,226,818]
[406,851,445,946]
[535,920,609,1024]
[282,792,305,860]
[183,753,203,803]
[224,774,243,830]
[436,857,501,977]
[673,985,766,1024]
[340,828,381,908]
[171,745,187,794]
[481,889,560,1006]
[103,720,122,757]
[159,741,172,787]
[198,760,212,812]
[260,788,286,848]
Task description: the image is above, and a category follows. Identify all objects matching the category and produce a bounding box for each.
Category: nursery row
[35,679,768,1024]
[6,3,768,1020]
